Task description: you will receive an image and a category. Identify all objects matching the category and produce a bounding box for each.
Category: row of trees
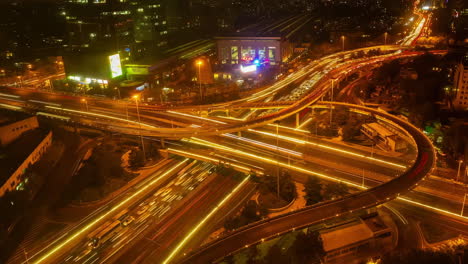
[224,200,268,232]
[304,176,349,206]
[258,172,297,203]
[223,230,325,264]
[308,106,374,141]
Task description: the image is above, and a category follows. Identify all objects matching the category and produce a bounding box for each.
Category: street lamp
[456,160,464,182]
[275,121,280,199]
[341,36,345,51]
[133,95,146,162]
[114,87,121,99]
[330,79,335,124]
[81,98,89,111]
[196,60,203,102]
[461,193,467,217]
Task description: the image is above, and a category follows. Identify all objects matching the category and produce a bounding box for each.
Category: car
[136,205,148,215]
[122,216,135,226]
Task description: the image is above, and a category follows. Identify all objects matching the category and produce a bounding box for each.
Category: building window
[231,46,238,64]
[258,47,266,60]
[269,47,276,64]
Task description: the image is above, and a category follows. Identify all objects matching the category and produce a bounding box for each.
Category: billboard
[109,54,123,78]
[240,64,257,73]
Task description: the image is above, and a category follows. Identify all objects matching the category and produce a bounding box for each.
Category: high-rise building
[453,57,468,111]
[64,0,134,55]
[0,0,65,64]
[131,0,167,48]
[64,0,169,57]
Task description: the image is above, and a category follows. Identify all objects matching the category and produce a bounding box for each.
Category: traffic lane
[250,126,414,166]
[388,200,468,236]
[60,161,212,263]
[142,179,256,264]
[212,134,404,181]
[112,173,240,264]
[180,129,434,263]
[27,159,185,264]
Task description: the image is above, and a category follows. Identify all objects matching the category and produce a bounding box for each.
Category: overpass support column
[237,131,241,137]
[296,113,300,128]
[161,139,165,148]
[226,109,230,117]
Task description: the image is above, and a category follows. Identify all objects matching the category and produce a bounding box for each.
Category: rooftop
[320,220,374,252]
[363,122,395,138]
[216,14,313,39]
[0,128,47,186]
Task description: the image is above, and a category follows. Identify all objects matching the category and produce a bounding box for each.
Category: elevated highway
[178,101,436,264]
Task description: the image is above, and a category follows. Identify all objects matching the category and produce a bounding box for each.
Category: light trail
[396,197,468,221]
[31,159,189,264]
[184,138,467,221]
[266,123,309,133]
[223,133,302,157]
[296,117,314,129]
[0,103,22,110]
[28,99,61,107]
[161,172,251,264]
[167,111,227,124]
[248,129,407,169]
[186,137,365,189]
[167,148,263,175]
[0,92,20,99]
[44,106,158,129]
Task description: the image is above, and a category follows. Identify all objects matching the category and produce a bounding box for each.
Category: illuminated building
[453,58,468,111]
[64,0,167,59]
[63,51,122,89]
[215,14,311,66]
[131,0,168,50]
[64,0,134,55]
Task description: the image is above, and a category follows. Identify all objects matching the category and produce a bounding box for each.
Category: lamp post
[341,35,345,51]
[330,79,335,124]
[461,193,467,217]
[81,98,89,111]
[457,160,464,182]
[196,60,203,102]
[114,87,121,99]
[276,121,280,199]
[133,95,146,162]
[384,32,388,45]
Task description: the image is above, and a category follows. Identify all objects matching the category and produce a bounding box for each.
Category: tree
[291,231,325,263]
[323,182,349,200]
[264,244,288,264]
[279,172,296,202]
[129,149,145,168]
[303,176,323,205]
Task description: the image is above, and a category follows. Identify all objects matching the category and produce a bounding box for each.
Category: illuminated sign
[109,54,123,78]
[240,64,257,73]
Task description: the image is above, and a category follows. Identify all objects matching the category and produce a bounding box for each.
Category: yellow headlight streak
[45,106,158,129]
[167,110,227,124]
[248,129,407,169]
[186,137,364,189]
[162,174,251,264]
[0,103,22,110]
[32,159,189,264]
[167,148,263,175]
[184,138,468,220]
